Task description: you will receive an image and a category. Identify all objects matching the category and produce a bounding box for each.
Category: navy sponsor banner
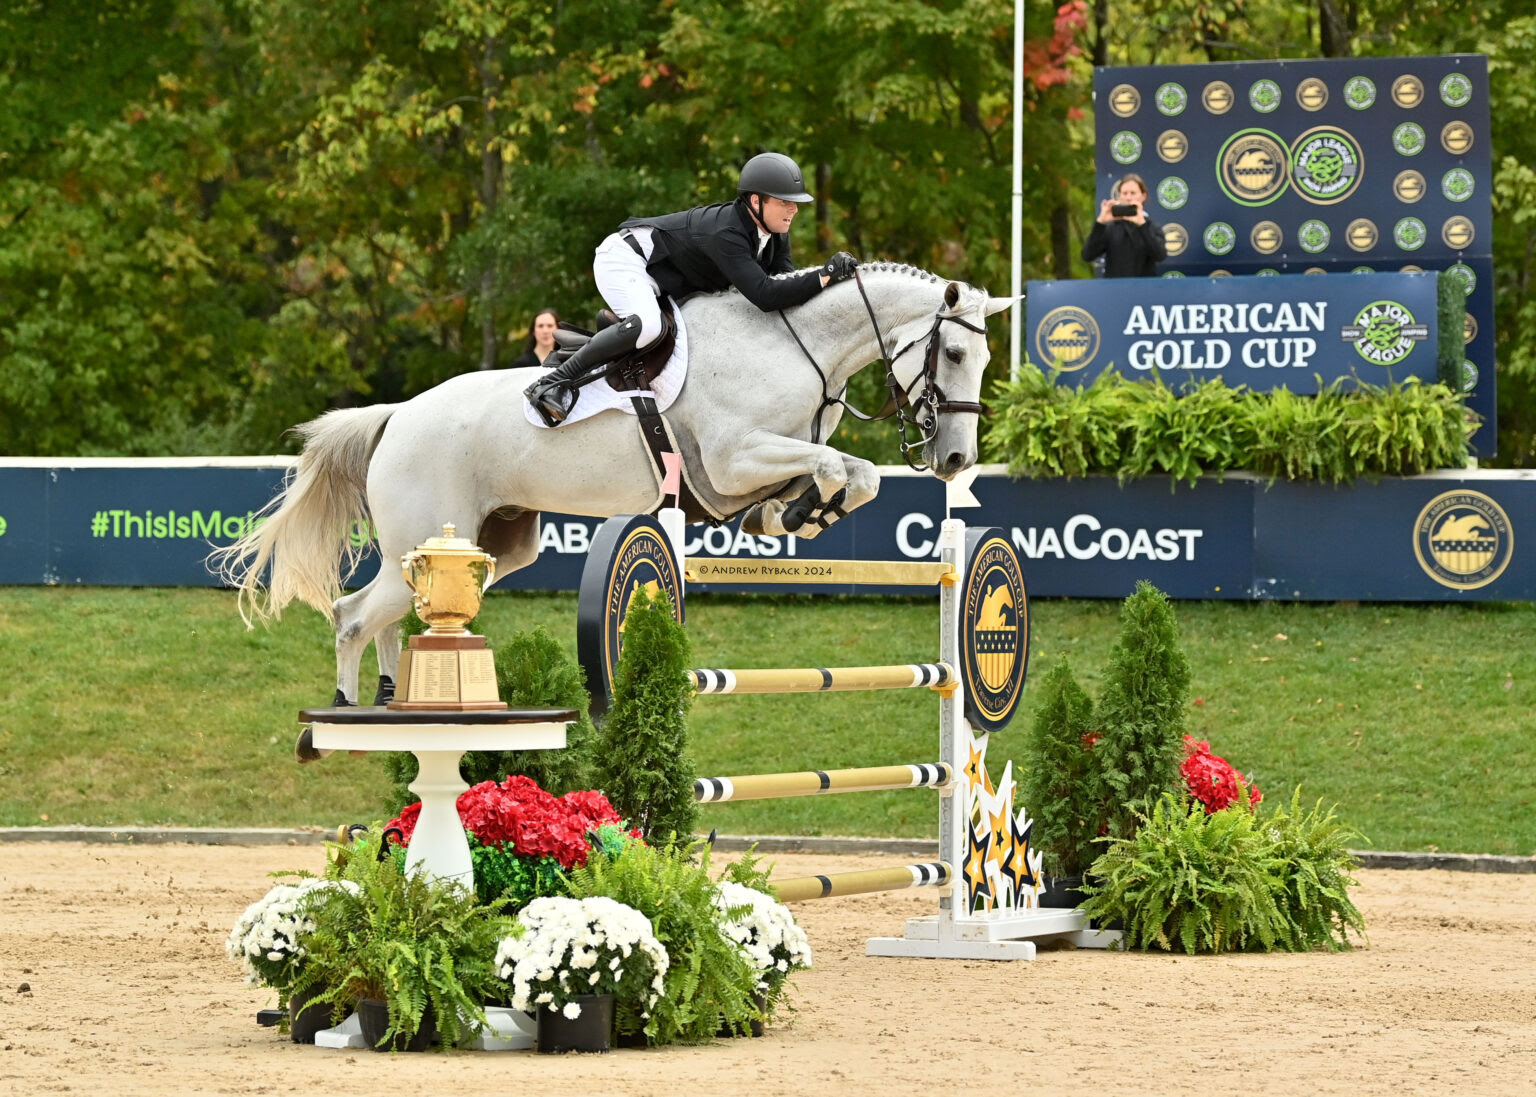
[4,461,1535,602]
[1254,472,1534,601]
[1093,54,1494,454]
[1027,271,1439,390]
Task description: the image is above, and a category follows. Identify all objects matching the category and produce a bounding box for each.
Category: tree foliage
[4,1,1535,464]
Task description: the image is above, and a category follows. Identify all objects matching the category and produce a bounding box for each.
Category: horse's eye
[944,346,964,364]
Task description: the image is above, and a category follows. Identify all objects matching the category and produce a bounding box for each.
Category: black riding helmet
[737,152,814,203]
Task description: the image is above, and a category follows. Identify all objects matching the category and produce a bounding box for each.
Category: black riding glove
[823,251,859,284]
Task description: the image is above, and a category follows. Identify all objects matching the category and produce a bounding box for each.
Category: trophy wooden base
[387,632,507,711]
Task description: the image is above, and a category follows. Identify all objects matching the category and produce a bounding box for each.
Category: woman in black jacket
[1081,173,1166,278]
[524,152,858,425]
[508,308,561,371]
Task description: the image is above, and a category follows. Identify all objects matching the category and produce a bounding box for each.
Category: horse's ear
[984,295,1020,316]
[944,282,962,309]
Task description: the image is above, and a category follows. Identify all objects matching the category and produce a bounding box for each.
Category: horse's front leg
[715,432,879,539]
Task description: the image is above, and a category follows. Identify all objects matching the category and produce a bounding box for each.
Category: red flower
[1181,735,1261,813]
[382,777,625,869]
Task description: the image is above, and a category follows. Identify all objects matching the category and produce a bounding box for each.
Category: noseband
[779,269,986,471]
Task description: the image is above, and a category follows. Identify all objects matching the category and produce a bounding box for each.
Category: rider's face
[754,195,801,234]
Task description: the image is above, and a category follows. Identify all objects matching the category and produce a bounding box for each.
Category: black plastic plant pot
[357,998,437,1052]
[1038,875,1088,909]
[536,994,615,1054]
[288,985,333,1044]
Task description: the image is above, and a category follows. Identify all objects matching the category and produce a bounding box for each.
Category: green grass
[2,588,1533,855]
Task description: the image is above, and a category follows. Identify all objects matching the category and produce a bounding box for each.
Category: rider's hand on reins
[822,252,859,287]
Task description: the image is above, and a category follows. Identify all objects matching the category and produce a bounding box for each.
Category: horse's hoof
[372,676,395,706]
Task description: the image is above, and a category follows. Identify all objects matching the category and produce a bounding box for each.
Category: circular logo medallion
[576,514,684,720]
[1442,168,1475,203]
[1394,216,1427,251]
[1344,76,1377,110]
[1202,80,1234,114]
[1413,492,1512,591]
[1290,126,1363,205]
[1442,215,1475,251]
[1203,222,1236,256]
[1249,79,1282,114]
[1110,130,1143,165]
[1391,74,1424,109]
[1342,300,1428,367]
[1445,261,1477,297]
[1351,265,1375,274]
[1156,176,1189,210]
[1250,221,1283,255]
[1034,306,1100,372]
[1256,268,1279,277]
[1297,219,1331,254]
[1156,129,1188,163]
[1439,72,1474,108]
[1393,122,1426,157]
[1464,312,1478,344]
[1400,264,1424,273]
[1162,222,1189,256]
[1442,120,1474,155]
[1210,270,1232,278]
[1217,128,1289,206]
[1304,267,1327,275]
[1393,169,1426,203]
[961,528,1029,733]
[1296,77,1329,111]
[1459,360,1479,393]
[1108,83,1141,118]
[1345,218,1379,252]
[1162,270,1186,278]
[1155,81,1188,116]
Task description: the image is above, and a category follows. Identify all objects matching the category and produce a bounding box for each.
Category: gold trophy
[387,524,507,710]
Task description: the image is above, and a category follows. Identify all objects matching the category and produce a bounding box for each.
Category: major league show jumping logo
[961,527,1029,733]
[576,513,683,719]
[1340,300,1429,367]
[1290,127,1363,205]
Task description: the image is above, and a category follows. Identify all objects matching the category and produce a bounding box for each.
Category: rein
[778,269,986,470]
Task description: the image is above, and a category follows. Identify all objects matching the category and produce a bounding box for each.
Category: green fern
[564,839,758,1045]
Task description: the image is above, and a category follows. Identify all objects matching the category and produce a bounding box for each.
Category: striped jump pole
[685,558,956,588]
[774,862,952,903]
[694,763,951,803]
[690,663,953,695]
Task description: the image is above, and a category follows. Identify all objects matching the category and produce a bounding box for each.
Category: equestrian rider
[523,151,860,425]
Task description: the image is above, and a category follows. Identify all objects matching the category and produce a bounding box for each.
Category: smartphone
[1111,203,1139,218]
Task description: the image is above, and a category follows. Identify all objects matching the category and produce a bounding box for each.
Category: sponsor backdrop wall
[3,460,1532,602]
[1028,271,1441,389]
[1086,54,1494,452]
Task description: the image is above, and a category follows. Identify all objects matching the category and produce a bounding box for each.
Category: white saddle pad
[522,301,688,428]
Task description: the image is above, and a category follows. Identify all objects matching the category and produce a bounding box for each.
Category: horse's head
[887,280,1015,479]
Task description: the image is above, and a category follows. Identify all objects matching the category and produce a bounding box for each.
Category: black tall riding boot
[523,314,645,426]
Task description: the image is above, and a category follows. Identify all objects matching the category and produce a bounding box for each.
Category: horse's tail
[209,404,398,626]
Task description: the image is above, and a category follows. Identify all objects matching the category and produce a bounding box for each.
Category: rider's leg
[523,233,665,424]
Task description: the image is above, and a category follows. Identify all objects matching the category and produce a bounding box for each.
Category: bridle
[779,269,987,471]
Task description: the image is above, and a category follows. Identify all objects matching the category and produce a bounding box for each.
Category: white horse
[213,262,1012,704]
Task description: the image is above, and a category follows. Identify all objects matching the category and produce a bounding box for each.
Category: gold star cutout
[964,816,994,912]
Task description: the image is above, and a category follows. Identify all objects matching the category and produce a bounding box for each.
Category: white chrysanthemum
[502,896,669,1015]
[714,882,813,991]
[224,878,349,986]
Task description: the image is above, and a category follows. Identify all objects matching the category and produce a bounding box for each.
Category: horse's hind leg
[332,575,414,705]
[373,620,401,704]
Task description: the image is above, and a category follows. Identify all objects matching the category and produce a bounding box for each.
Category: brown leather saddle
[552,297,678,392]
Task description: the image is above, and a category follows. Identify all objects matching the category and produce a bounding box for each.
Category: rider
[523,151,860,425]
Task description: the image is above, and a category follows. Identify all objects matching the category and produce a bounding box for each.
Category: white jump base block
[313,1007,536,1052]
[868,908,1123,960]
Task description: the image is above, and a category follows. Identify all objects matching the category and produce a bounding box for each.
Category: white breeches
[593,230,666,347]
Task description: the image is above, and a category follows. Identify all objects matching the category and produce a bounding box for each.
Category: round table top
[299,706,579,725]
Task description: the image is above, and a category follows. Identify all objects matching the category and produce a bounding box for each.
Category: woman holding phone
[1081,173,1166,278]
